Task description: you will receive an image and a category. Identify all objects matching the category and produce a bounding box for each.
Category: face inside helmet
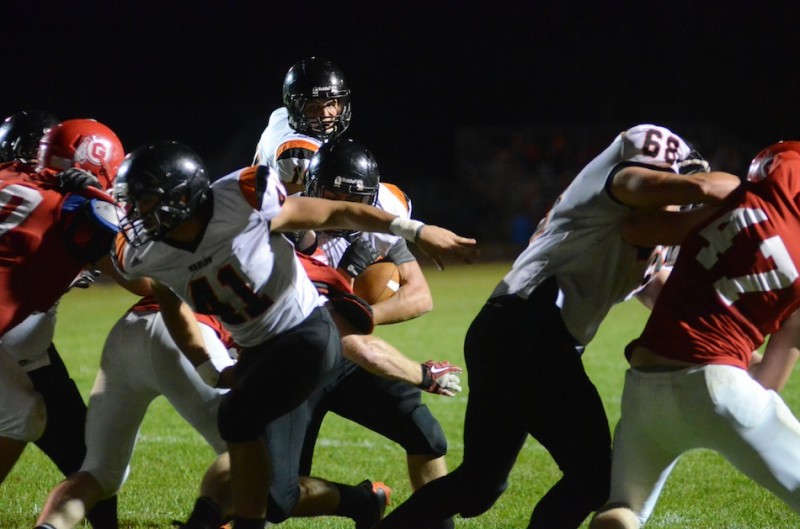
[115,178,183,248]
[301,98,346,139]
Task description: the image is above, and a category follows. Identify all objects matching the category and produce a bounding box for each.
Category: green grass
[3,262,799,528]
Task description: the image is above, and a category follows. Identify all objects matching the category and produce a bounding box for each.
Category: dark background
[5,1,800,236]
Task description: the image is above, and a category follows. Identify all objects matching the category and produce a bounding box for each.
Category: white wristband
[196,359,220,387]
[389,217,425,243]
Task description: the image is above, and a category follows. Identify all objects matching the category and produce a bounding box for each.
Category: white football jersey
[491,124,693,345]
[116,166,322,348]
[314,183,412,268]
[253,107,322,189]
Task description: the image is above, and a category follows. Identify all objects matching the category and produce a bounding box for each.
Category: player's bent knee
[403,406,448,456]
[590,504,641,529]
[0,391,46,442]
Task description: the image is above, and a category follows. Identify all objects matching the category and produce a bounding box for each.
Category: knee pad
[0,389,46,442]
[402,405,448,456]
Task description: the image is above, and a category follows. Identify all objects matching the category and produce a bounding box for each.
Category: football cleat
[354,479,392,529]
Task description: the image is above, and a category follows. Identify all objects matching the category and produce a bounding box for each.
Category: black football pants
[375,276,611,529]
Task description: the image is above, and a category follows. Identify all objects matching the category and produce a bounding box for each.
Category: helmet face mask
[306,137,380,238]
[114,141,209,248]
[283,57,352,141]
[0,110,59,164]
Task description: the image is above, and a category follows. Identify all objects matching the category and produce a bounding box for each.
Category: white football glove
[419,360,463,397]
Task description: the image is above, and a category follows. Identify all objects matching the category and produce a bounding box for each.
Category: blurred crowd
[447,123,755,249]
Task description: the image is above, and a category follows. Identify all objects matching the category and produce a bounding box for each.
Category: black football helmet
[0,109,59,163]
[306,137,380,238]
[114,141,209,247]
[283,57,351,141]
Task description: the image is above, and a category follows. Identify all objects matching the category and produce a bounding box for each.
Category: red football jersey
[634,151,800,368]
[0,163,115,335]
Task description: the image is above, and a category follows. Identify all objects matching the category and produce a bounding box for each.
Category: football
[353,261,400,304]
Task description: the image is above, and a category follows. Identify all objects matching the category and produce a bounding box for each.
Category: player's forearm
[371,287,432,325]
[341,334,423,385]
[152,285,209,367]
[613,167,740,207]
[277,196,396,233]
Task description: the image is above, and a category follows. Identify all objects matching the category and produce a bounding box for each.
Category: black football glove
[677,150,711,175]
[56,167,102,193]
[339,238,380,278]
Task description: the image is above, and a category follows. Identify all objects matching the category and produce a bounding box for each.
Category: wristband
[196,358,221,387]
[389,217,425,243]
[417,363,433,390]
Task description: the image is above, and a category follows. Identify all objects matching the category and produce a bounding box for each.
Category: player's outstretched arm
[612,166,740,207]
[273,195,478,269]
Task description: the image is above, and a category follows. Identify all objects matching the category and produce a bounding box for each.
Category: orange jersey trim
[382,183,410,213]
[113,232,128,271]
[238,166,262,209]
[276,139,320,159]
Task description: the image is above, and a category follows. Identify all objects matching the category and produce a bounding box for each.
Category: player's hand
[340,238,380,277]
[56,167,102,193]
[68,268,101,290]
[415,225,478,270]
[677,150,710,175]
[418,360,463,397]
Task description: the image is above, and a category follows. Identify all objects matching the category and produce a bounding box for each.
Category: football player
[34,292,391,529]
[0,115,126,528]
[591,142,800,528]
[253,56,351,194]
[109,141,475,529]
[288,137,458,529]
[373,125,742,529]
[253,62,461,528]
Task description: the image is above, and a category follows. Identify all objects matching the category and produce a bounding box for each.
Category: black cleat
[354,479,392,529]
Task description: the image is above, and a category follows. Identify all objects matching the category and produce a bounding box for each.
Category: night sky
[5,1,800,199]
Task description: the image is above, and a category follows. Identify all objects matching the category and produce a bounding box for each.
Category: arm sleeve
[385,238,416,265]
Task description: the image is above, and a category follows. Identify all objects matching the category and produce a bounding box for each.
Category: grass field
[3,262,799,528]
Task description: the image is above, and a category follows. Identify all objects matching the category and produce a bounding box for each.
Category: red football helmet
[37,119,124,190]
[747,141,800,182]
